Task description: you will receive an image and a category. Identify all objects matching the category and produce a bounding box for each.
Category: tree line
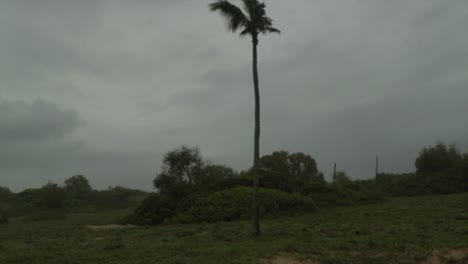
[0,175,146,223]
[123,142,467,226]
[1,142,466,226]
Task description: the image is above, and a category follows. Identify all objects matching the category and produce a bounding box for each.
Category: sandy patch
[421,248,468,264]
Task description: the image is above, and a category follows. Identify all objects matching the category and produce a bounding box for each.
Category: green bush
[125,193,177,225]
[172,186,315,223]
[303,183,384,207]
[0,186,12,201]
[38,183,67,209]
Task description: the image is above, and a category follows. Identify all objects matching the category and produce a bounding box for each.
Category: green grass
[0,193,467,264]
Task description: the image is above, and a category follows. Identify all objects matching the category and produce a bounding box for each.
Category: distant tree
[260,151,290,190]
[196,164,237,191]
[39,182,66,209]
[153,146,242,196]
[64,175,92,198]
[209,0,280,236]
[153,172,193,201]
[463,153,468,173]
[415,143,462,175]
[260,151,320,191]
[333,171,351,185]
[153,146,205,200]
[0,186,12,200]
[157,146,204,185]
[289,152,321,184]
[462,153,468,190]
[375,144,467,196]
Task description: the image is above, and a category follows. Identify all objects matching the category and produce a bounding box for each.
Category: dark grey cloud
[0,100,80,141]
[1,0,467,190]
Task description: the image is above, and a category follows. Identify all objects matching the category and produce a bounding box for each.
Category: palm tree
[209,0,280,236]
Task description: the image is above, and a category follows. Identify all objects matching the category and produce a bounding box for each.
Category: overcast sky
[1,0,467,192]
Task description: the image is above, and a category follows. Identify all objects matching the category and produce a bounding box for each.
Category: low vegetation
[0,142,466,263]
[0,193,466,263]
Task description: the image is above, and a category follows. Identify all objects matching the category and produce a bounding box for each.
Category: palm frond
[240,26,254,36]
[209,0,249,33]
[210,0,280,39]
[266,27,281,34]
[242,0,257,21]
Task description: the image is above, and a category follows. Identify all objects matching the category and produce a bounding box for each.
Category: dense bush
[172,186,315,223]
[0,186,12,201]
[38,183,67,209]
[376,171,467,196]
[125,193,177,225]
[259,151,321,192]
[302,183,384,206]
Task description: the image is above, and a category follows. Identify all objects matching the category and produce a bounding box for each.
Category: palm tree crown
[209,0,280,43]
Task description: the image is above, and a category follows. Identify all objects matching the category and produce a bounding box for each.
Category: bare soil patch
[422,248,468,264]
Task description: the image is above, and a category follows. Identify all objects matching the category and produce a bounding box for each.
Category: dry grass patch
[422,248,468,264]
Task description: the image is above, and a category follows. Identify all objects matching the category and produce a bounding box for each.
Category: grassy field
[0,193,467,264]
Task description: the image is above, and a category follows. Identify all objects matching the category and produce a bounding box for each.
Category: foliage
[38,182,67,209]
[374,143,468,196]
[0,186,12,201]
[332,171,351,185]
[126,193,177,225]
[64,175,92,198]
[152,146,243,202]
[209,0,280,39]
[195,164,237,192]
[2,176,147,217]
[260,151,322,192]
[415,143,462,174]
[155,146,204,186]
[303,182,384,207]
[152,146,212,202]
[1,193,467,264]
[172,186,315,224]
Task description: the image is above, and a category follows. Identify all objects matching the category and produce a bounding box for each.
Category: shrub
[0,186,12,201]
[38,183,67,209]
[302,183,384,206]
[172,186,315,223]
[125,193,177,225]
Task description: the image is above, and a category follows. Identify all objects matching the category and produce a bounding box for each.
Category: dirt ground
[422,248,468,264]
[259,248,468,264]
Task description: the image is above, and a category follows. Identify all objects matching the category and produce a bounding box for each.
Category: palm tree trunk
[252,34,261,236]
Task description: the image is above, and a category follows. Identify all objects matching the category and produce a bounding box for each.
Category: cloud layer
[1,0,467,191]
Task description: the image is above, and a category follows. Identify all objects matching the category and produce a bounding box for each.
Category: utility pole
[375,156,379,178]
[333,163,337,183]
[375,156,379,189]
